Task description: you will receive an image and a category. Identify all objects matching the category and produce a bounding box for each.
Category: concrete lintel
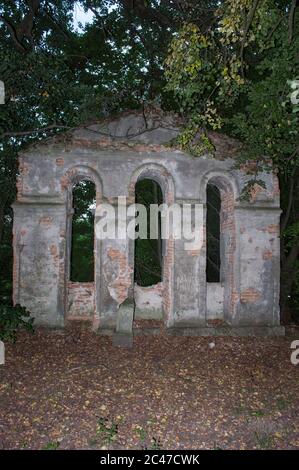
[12,198,65,207]
[235,205,282,213]
[101,196,134,207]
[175,198,203,206]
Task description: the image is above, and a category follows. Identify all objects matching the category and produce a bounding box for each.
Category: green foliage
[42,441,60,450]
[0,303,34,342]
[0,145,18,304]
[282,222,299,251]
[254,430,274,450]
[287,78,299,113]
[96,417,118,445]
[0,210,14,304]
[206,184,221,282]
[175,123,215,157]
[164,0,299,163]
[150,437,163,450]
[134,179,163,287]
[165,23,213,107]
[237,179,267,203]
[135,425,148,442]
[230,41,299,172]
[290,265,299,315]
[250,409,264,418]
[165,22,224,151]
[71,181,96,282]
[282,223,299,317]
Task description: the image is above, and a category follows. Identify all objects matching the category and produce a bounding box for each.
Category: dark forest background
[0,1,298,323]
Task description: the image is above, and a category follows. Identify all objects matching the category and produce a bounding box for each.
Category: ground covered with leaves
[0,327,298,450]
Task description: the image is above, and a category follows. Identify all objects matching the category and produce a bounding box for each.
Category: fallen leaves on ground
[0,326,298,450]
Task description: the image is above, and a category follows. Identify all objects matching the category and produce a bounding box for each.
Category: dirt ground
[0,326,298,450]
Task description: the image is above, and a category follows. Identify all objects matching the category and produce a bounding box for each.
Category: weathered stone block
[116,301,134,334]
[0,341,4,365]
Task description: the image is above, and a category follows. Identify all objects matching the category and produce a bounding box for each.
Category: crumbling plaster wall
[12,111,282,333]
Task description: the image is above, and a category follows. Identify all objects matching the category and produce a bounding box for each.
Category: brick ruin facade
[12,108,284,336]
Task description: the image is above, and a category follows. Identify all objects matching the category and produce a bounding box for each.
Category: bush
[0,304,34,342]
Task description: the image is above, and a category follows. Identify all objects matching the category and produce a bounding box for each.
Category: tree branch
[0,15,27,52]
[1,124,70,138]
[120,0,173,27]
[44,10,70,40]
[281,170,296,233]
[0,1,40,52]
[17,0,40,47]
[288,0,298,43]
[240,0,260,75]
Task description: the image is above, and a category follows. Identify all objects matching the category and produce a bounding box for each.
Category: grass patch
[42,441,60,450]
[96,417,118,446]
[254,431,274,449]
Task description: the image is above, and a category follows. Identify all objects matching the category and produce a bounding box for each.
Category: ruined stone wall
[13,203,66,327]
[12,111,283,334]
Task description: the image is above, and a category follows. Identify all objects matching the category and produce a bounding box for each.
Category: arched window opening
[70,180,96,282]
[206,183,221,283]
[134,178,163,287]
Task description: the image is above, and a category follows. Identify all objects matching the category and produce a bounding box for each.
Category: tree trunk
[279,171,299,324]
[280,244,299,324]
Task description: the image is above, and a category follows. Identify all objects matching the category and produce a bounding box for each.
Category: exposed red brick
[50,244,58,256]
[60,175,69,191]
[240,161,258,174]
[50,244,60,269]
[67,282,95,318]
[240,288,262,303]
[258,224,280,234]
[56,157,65,166]
[71,136,171,154]
[187,249,201,257]
[19,160,30,176]
[39,216,53,226]
[107,248,133,305]
[273,175,280,197]
[267,224,280,234]
[16,176,23,199]
[250,183,264,202]
[263,250,273,260]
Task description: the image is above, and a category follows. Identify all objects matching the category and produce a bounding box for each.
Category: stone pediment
[24,106,241,159]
